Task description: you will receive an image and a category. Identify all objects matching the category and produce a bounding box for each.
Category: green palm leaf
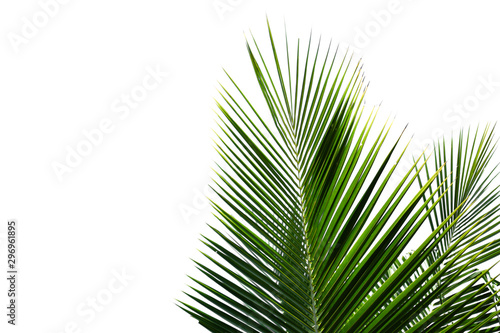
[410,125,500,332]
[178,21,500,332]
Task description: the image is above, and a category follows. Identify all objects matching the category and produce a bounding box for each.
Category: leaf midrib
[291,130,320,333]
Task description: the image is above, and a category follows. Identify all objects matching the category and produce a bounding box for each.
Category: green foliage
[178,21,500,332]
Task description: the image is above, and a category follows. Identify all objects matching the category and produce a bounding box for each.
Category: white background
[1,0,500,332]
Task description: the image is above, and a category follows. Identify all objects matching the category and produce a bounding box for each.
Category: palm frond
[178,21,500,332]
